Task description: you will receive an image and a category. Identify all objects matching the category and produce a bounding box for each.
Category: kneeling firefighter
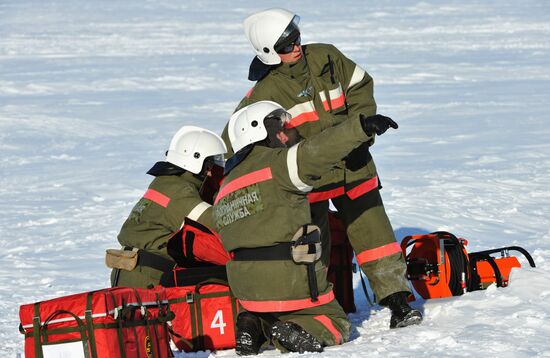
[214,101,401,354]
[109,126,227,289]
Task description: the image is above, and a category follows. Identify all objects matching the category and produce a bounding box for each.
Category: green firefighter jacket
[213,117,372,310]
[224,43,378,191]
[115,171,214,288]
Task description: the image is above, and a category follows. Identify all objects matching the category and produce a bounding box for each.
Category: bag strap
[195,294,206,350]
[33,303,41,358]
[358,270,375,306]
[132,288,155,357]
[161,309,175,357]
[168,325,194,351]
[84,292,99,358]
[131,319,142,357]
[151,317,162,358]
[186,291,200,351]
[184,230,197,263]
[230,290,239,335]
[35,306,91,358]
[108,291,127,358]
[152,291,171,358]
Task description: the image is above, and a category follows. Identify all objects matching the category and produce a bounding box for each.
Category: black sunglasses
[275,35,301,54]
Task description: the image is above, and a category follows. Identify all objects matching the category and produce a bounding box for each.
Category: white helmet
[166,126,227,174]
[244,8,300,65]
[228,101,291,152]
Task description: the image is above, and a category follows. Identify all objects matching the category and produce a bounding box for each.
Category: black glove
[360,114,398,136]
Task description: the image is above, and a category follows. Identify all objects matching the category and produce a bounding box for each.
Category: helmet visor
[274,15,301,54]
[264,108,292,129]
[211,154,225,168]
[204,154,225,171]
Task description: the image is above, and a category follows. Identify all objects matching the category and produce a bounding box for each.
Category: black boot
[379,291,423,329]
[271,321,323,354]
[235,312,266,356]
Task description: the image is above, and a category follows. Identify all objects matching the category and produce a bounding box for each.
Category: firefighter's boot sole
[235,312,265,356]
[390,308,423,329]
[271,321,323,354]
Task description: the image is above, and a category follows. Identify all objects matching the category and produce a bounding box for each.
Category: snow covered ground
[1,0,549,356]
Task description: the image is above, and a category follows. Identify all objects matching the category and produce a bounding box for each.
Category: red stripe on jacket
[143,189,171,208]
[214,167,273,204]
[285,111,320,128]
[329,92,346,110]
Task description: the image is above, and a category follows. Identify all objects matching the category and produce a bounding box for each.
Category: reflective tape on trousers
[307,176,379,203]
[356,242,402,265]
[313,315,343,345]
[239,290,335,312]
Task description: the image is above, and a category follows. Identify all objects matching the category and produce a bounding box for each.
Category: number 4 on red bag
[211,309,227,334]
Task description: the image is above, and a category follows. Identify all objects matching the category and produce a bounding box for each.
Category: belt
[125,246,176,273]
[230,229,321,302]
[232,242,293,261]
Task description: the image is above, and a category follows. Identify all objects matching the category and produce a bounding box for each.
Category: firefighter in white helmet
[215,100,401,354]
[109,126,227,289]
[222,8,423,332]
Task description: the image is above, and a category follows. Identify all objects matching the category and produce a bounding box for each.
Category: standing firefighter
[214,101,399,354]
[109,126,226,288]
[223,8,422,329]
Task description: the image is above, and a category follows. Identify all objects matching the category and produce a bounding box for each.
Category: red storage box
[165,280,238,352]
[19,286,172,358]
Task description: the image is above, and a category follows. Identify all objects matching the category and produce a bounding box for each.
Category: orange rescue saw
[401,231,536,299]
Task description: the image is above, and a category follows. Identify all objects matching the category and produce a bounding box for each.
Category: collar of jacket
[223,144,280,178]
[274,55,309,80]
[224,145,254,176]
[181,171,204,190]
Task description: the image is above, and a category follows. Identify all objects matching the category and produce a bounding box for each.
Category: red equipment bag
[401,231,536,299]
[326,211,356,313]
[165,280,239,352]
[19,286,173,358]
[167,218,230,268]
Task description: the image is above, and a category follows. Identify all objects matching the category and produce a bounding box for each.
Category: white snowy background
[1,0,549,356]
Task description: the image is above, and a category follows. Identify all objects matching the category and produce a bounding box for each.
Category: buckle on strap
[291,225,321,264]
